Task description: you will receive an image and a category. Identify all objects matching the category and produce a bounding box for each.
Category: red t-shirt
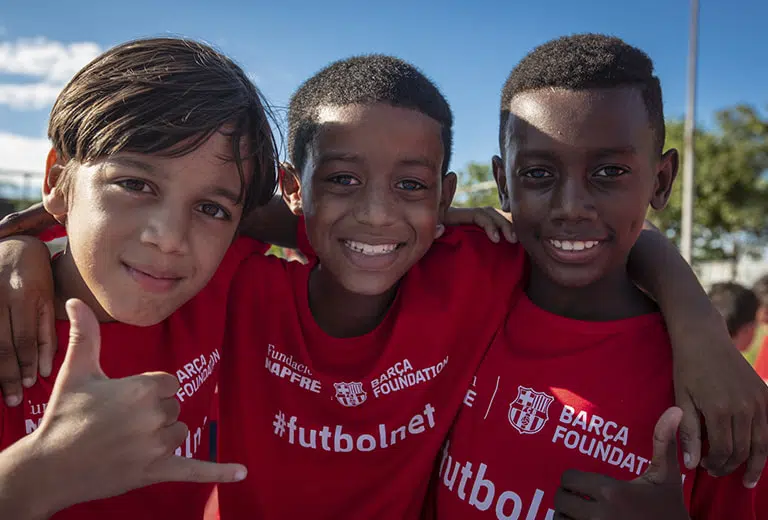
[0,237,264,519]
[432,292,759,519]
[37,224,67,242]
[752,335,768,381]
[216,227,526,519]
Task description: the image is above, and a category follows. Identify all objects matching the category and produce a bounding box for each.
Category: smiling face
[493,87,677,289]
[45,130,249,326]
[286,102,455,296]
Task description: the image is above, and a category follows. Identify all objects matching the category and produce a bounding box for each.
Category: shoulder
[415,226,526,289]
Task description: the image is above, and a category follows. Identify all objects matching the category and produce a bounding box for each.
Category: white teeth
[549,239,600,251]
[344,240,398,256]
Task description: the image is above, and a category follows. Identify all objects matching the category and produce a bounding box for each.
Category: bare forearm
[0,203,56,240]
[238,195,299,248]
[0,436,60,520]
[628,227,723,350]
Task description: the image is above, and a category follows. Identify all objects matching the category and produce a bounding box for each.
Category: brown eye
[396,179,426,191]
[521,168,552,179]
[594,166,628,178]
[117,178,151,192]
[197,203,230,220]
[328,174,360,186]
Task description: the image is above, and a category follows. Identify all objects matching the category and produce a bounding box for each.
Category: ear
[492,155,511,212]
[650,149,679,210]
[42,148,68,223]
[280,162,303,216]
[437,171,457,223]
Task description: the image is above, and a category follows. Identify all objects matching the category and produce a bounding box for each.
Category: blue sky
[1,0,766,190]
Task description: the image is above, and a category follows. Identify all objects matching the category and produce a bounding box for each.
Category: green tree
[650,105,768,261]
[453,162,500,208]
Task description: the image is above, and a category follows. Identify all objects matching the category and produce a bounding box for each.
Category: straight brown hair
[48,37,278,212]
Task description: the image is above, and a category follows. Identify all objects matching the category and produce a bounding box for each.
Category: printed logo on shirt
[175,415,209,460]
[438,441,556,520]
[175,348,221,402]
[22,349,220,438]
[24,400,48,434]
[334,381,368,407]
[271,403,436,453]
[508,386,554,435]
[437,440,688,518]
[265,344,322,394]
[370,356,449,399]
[552,405,652,477]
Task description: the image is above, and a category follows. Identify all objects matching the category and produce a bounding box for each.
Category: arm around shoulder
[238,195,300,249]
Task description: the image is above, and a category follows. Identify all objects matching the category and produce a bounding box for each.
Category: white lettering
[275,404,437,453]
[371,357,448,397]
[265,358,321,393]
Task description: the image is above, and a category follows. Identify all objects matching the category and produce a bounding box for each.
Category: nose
[549,176,597,223]
[139,203,191,255]
[354,182,398,228]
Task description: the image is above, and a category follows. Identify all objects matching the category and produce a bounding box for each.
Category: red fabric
[37,224,66,242]
[0,237,262,519]
[753,335,768,381]
[217,227,525,519]
[432,292,761,519]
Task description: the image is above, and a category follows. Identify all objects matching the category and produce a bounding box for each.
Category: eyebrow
[590,145,638,158]
[210,186,242,206]
[105,157,161,175]
[317,152,362,165]
[514,149,560,162]
[317,152,437,171]
[516,146,638,161]
[399,156,438,171]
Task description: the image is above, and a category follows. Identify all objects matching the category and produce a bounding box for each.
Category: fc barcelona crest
[334,381,368,407]
[508,386,554,435]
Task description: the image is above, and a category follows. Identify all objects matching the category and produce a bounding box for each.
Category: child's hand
[0,236,56,407]
[31,300,247,515]
[0,203,56,239]
[672,316,768,488]
[553,407,689,520]
[444,206,517,243]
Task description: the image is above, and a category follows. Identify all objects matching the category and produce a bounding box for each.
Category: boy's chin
[339,274,401,298]
[102,301,177,327]
[540,262,607,290]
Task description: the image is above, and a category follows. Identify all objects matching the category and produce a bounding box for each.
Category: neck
[52,249,115,323]
[308,265,396,338]
[526,263,657,321]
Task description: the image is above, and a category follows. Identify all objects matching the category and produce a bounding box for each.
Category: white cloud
[0,38,102,110]
[0,82,62,110]
[0,132,50,173]
[0,38,102,82]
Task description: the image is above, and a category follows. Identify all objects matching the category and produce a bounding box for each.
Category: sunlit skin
[282,103,456,336]
[44,131,250,326]
[492,87,678,320]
